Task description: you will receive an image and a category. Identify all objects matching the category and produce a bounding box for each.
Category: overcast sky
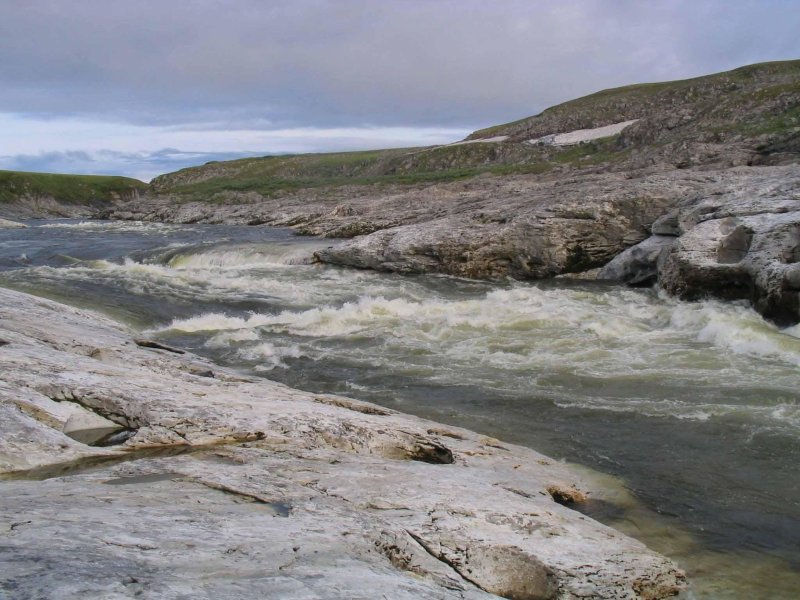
[1,0,798,181]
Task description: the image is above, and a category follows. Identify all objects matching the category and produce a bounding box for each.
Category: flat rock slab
[0,287,685,599]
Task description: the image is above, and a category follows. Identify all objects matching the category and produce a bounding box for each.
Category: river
[1,219,798,598]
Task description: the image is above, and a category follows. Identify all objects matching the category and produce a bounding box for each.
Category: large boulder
[315,189,672,279]
[597,235,677,286]
[655,165,800,325]
[659,212,800,325]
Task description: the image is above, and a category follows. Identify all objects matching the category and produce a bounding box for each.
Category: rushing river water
[1,219,799,598]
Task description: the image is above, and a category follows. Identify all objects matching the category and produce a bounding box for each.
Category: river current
[1,220,798,598]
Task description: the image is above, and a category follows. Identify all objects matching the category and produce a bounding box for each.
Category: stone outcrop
[0,287,685,598]
[103,164,800,323]
[313,188,668,279]
[0,195,99,219]
[597,235,676,286]
[107,169,699,278]
[0,217,27,228]
[599,165,800,325]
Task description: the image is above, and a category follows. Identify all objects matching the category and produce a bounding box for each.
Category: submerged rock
[0,287,686,598]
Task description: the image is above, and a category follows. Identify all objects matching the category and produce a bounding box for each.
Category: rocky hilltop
[0,287,685,598]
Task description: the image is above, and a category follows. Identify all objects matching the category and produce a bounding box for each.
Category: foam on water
[7,234,799,433]
[166,241,332,269]
[39,220,193,234]
[157,278,800,434]
[237,341,306,371]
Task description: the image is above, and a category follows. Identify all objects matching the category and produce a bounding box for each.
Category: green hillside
[0,170,147,205]
[469,59,800,142]
[150,60,799,202]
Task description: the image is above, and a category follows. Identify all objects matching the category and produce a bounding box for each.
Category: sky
[1,0,798,181]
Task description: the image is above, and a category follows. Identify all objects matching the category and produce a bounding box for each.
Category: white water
[105,254,797,436]
[39,220,195,234]
[15,237,800,429]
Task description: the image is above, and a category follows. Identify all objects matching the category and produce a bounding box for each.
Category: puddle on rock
[264,502,292,517]
[0,446,199,481]
[103,472,183,485]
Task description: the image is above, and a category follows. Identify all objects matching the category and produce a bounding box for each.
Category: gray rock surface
[597,235,676,286]
[61,402,128,445]
[0,217,27,228]
[108,168,705,278]
[106,163,800,324]
[656,167,800,325]
[0,287,685,599]
[0,196,98,219]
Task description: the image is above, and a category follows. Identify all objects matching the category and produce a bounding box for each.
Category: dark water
[1,219,799,598]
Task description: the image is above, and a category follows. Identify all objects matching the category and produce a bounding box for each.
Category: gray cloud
[2,0,798,131]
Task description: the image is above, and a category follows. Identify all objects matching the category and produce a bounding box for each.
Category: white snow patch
[526,119,639,147]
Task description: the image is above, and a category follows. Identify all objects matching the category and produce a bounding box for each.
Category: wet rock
[0,218,27,228]
[597,235,676,286]
[657,170,800,324]
[134,338,185,354]
[784,265,800,290]
[0,287,686,598]
[62,404,127,446]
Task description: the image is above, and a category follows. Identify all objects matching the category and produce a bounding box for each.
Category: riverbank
[0,286,685,599]
[96,163,800,326]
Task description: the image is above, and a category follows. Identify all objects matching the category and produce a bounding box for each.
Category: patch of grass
[155,141,559,201]
[743,103,800,135]
[152,148,418,190]
[489,162,552,176]
[164,167,488,200]
[0,170,147,204]
[550,140,630,166]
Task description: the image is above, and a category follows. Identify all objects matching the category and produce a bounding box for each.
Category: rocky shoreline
[0,287,685,599]
[98,163,800,325]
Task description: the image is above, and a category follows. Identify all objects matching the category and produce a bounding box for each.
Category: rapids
[1,219,799,598]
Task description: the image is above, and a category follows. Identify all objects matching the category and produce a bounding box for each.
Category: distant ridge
[0,170,146,204]
[148,59,799,202]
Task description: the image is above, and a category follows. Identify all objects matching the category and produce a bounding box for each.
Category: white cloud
[0,1,797,179]
[0,113,470,180]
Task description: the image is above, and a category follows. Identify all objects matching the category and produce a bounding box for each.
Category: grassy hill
[150,60,799,203]
[468,60,800,143]
[0,170,147,206]
[148,145,558,199]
